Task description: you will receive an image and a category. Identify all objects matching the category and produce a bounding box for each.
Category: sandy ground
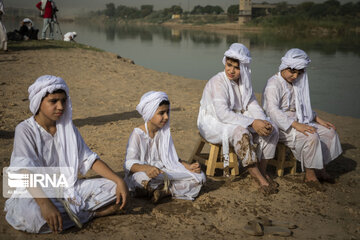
[0,42,359,240]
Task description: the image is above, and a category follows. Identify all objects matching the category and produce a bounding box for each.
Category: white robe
[0,0,7,51]
[4,118,117,233]
[64,32,76,42]
[262,73,342,170]
[124,128,206,200]
[197,71,279,166]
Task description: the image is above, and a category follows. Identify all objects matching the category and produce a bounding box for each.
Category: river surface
[6,18,360,118]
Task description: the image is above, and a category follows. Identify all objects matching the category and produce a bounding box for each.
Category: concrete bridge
[239,0,276,24]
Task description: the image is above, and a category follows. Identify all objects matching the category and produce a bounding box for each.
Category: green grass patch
[8,40,103,52]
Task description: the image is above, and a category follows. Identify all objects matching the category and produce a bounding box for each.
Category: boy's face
[37,92,67,122]
[150,104,169,130]
[281,68,305,84]
[225,59,240,81]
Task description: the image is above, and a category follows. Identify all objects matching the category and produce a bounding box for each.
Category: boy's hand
[292,121,316,136]
[145,165,162,178]
[115,178,128,209]
[252,119,273,136]
[39,199,63,233]
[316,117,336,130]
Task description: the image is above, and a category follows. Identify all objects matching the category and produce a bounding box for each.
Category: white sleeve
[246,93,267,120]
[124,130,143,172]
[73,126,99,176]
[211,77,254,128]
[10,123,42,168]
[263,82,294,131]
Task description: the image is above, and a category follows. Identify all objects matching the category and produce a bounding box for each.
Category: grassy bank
[8,40,103,52]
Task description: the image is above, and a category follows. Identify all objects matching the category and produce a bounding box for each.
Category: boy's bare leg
[304,168,319,182]
[258,159,269,177]
[94,203,121,218]
[248,165,269,186]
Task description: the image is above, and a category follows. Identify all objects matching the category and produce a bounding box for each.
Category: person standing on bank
[36,0,58,40]
[0,0,8,51]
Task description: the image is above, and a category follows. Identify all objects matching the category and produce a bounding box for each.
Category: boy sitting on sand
[262,48,342,186]
[124,91,206,203]
[5,75,128,233]
[197,43,279,195]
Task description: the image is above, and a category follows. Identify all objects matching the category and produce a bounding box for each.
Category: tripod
[52,12,63,40]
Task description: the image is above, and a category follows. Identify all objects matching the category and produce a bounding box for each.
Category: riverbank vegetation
[82,0,359,35]
[249,0,360,35]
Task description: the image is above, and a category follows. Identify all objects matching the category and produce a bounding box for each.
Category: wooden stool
[268,143,297,177]
[188,134,239,176]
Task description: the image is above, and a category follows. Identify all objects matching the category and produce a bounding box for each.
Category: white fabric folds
[278,48,314,124]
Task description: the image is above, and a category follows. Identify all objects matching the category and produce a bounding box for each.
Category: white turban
[279,48,311,71]
[28,75,70,115]
[28,75,79,203]
[222,43,253,110]
[136,91,168,122]
[136,91,202,182]
[22,18,33,24]
[279,49,314,124]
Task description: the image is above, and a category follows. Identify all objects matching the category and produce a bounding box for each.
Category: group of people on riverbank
[0,0,76,48]
[3,42,342,233]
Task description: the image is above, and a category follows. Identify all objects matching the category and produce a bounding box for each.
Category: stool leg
[229,151,239,176]
[207,144,219,176]
[289,153,297,175]
[277,145,286,177]
[188,137,205,163]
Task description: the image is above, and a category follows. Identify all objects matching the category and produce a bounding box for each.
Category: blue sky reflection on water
[7,19,360,118]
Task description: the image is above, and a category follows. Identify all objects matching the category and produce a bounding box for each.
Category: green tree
[227,4,239,21]
[141,5,153,18]
[105,3,116,17]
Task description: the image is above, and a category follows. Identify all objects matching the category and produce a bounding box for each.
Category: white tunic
[64,32,76,42]
[4,118,117,233]
[197,71,278,165]
[124,128,206,200]
[0,0,7,51]
[262,73,342,169]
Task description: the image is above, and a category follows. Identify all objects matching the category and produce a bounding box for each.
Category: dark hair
[159,99,170,106]
[225,57,239,65]
[43,89,66,98]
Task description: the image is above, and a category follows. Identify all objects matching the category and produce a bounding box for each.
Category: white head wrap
[22,18,33,24]
[222,43,253,110]
[279,48,313,124]
[136,91,201,182]
[28,75,79,202]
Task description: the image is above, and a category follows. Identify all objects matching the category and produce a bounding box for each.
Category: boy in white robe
[124,91,206,202]
[197,43,279,195]
[262,48,342,185]
[4,75,128,233]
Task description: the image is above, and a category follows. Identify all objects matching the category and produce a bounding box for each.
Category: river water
[6,18,360,118]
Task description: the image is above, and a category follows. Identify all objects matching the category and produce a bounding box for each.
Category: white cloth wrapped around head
[222,43,253,111]
[136,91,169,122]
[28,75,70,115]
[279,49,314,124]
[222,43,251,65]
[22,18,33,24]
[279,48,311,71]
